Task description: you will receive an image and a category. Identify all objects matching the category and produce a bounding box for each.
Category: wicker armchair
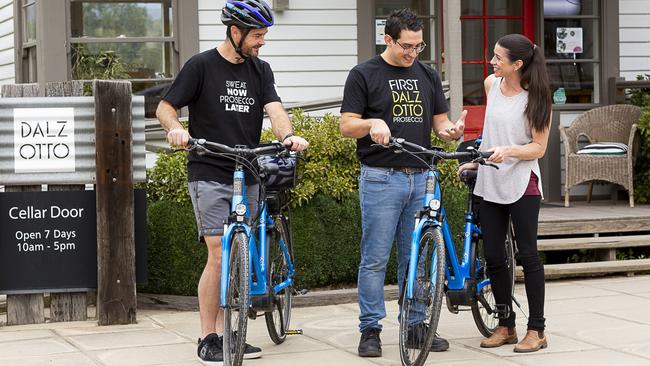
[560,104,641,207]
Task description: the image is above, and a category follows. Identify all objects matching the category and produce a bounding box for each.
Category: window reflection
[71,1,172,38]
[543,0,600,104]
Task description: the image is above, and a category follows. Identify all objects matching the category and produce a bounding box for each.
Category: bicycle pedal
[293,288,309,296]
[247,308,258,320]
[285,329,303,335]
[493,304,511,319]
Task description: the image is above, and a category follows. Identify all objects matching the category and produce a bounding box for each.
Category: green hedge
[143,200,204,295]
[141,111,468,294]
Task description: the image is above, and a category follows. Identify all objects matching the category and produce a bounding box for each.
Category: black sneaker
[406,323,449,352]
[242,341,262,359]
[229,331,263,360]
[197,333,223,365]
[358,327,382,357]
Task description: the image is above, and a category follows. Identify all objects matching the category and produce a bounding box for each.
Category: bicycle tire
[264,213,293,344]
[223,231,250,366]
[470,219,516,338]
[398,227,446,366]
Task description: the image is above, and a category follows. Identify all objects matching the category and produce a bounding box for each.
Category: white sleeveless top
[473,77,543,204]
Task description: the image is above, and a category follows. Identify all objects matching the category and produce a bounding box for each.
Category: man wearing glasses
[340,8,465,358]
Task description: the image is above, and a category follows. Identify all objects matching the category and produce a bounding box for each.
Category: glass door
[460,0,535,139]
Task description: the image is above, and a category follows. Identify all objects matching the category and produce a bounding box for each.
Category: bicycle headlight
[235,203,247,216]
[429,199,441,211]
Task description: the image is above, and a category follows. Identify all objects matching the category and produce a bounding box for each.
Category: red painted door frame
[460,0,536,140]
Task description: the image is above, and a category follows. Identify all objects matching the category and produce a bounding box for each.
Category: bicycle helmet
[222,0,274,59]
[221,0,274,28]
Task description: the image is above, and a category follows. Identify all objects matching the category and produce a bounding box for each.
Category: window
[542,0,600,104]
[373,0,441,72]
[21,0,37,83]
[69,0,177,116]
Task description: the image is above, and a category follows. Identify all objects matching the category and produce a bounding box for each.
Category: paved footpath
[2,275,650,365]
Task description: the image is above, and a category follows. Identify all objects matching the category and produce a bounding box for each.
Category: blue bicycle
[186,138,297,366]
[387,137,517,366]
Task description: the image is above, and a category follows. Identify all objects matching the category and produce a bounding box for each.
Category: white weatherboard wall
[619,0,650,80]
[0,0,14,85]
[198,0,357,106]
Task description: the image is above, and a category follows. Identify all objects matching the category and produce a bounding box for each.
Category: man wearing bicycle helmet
[340,8,465,358]
[156,1,307,364]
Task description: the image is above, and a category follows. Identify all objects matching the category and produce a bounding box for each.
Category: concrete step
[516,258,650,280]
[537,234,650,251]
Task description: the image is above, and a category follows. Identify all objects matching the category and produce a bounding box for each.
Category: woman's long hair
[497,34,552,133]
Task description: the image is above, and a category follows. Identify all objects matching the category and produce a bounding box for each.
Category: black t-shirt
[340,55,449,167]
[162,48,281,183]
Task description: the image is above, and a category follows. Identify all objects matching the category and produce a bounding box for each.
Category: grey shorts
[188,180,259,240]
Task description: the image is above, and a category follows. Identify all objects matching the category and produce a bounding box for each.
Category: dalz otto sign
[14,107,76,173]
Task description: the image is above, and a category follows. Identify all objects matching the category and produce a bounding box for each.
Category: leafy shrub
[141,200,204,295]
[630,74,650,203]
[144,149,190,205]
[261,110,359,206]
[142,111,470,293]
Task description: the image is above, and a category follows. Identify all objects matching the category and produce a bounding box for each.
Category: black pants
[480,195,545,332]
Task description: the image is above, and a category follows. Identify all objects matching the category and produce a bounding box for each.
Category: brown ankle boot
[513,330,548,353]
[480,326,518,348]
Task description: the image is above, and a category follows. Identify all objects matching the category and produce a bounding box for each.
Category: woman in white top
[459,34,552,353]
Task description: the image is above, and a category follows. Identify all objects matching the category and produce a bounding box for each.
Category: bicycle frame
[219,163,295,308]
[404,167,489,301]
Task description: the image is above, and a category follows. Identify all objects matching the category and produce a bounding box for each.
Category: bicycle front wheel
[398,227,446,366]
[223,231,250,366]
[264,213,293,344]
[470,219,516,337]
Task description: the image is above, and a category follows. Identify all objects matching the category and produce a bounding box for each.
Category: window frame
[539,1,603,105]
[66,0,178,88]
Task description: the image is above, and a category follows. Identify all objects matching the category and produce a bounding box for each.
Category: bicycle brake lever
[371,143,390,148]
[484,162,499,170]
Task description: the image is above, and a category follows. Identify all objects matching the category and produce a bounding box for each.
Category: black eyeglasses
[393,40,427,54]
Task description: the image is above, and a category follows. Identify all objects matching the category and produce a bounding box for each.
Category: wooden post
[1,84,45,325]
[46,81,89,322]
[94,80,137,325]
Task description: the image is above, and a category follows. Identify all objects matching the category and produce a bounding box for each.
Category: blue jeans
[358,165,427,332]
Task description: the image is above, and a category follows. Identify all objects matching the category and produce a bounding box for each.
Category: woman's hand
[487,146,512,163]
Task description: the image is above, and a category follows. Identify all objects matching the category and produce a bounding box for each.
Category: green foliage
[261,110,359,206]
[71,44,130,81]
[140,200,205,295]
[630,74,650,203]
[290,193,399,289]
[144,149,190,205]
[142,111,472,293]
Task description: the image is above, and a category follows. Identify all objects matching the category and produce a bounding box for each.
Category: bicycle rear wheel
[470,219,516,338]
[264,213,293,344]
[223,231,250,366]
[398,227,446,366]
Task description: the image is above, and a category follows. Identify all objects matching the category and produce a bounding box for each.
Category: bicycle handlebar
[188,137,289,157]
[389,137,493,161]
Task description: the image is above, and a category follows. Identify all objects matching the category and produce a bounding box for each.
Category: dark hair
[497,34,552,133]
[385,8,423,40]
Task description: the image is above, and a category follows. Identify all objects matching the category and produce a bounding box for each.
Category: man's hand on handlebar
[167,127,191,147]
[283,135,309,152]
[457,162,479,177]
[369,119,391,145]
